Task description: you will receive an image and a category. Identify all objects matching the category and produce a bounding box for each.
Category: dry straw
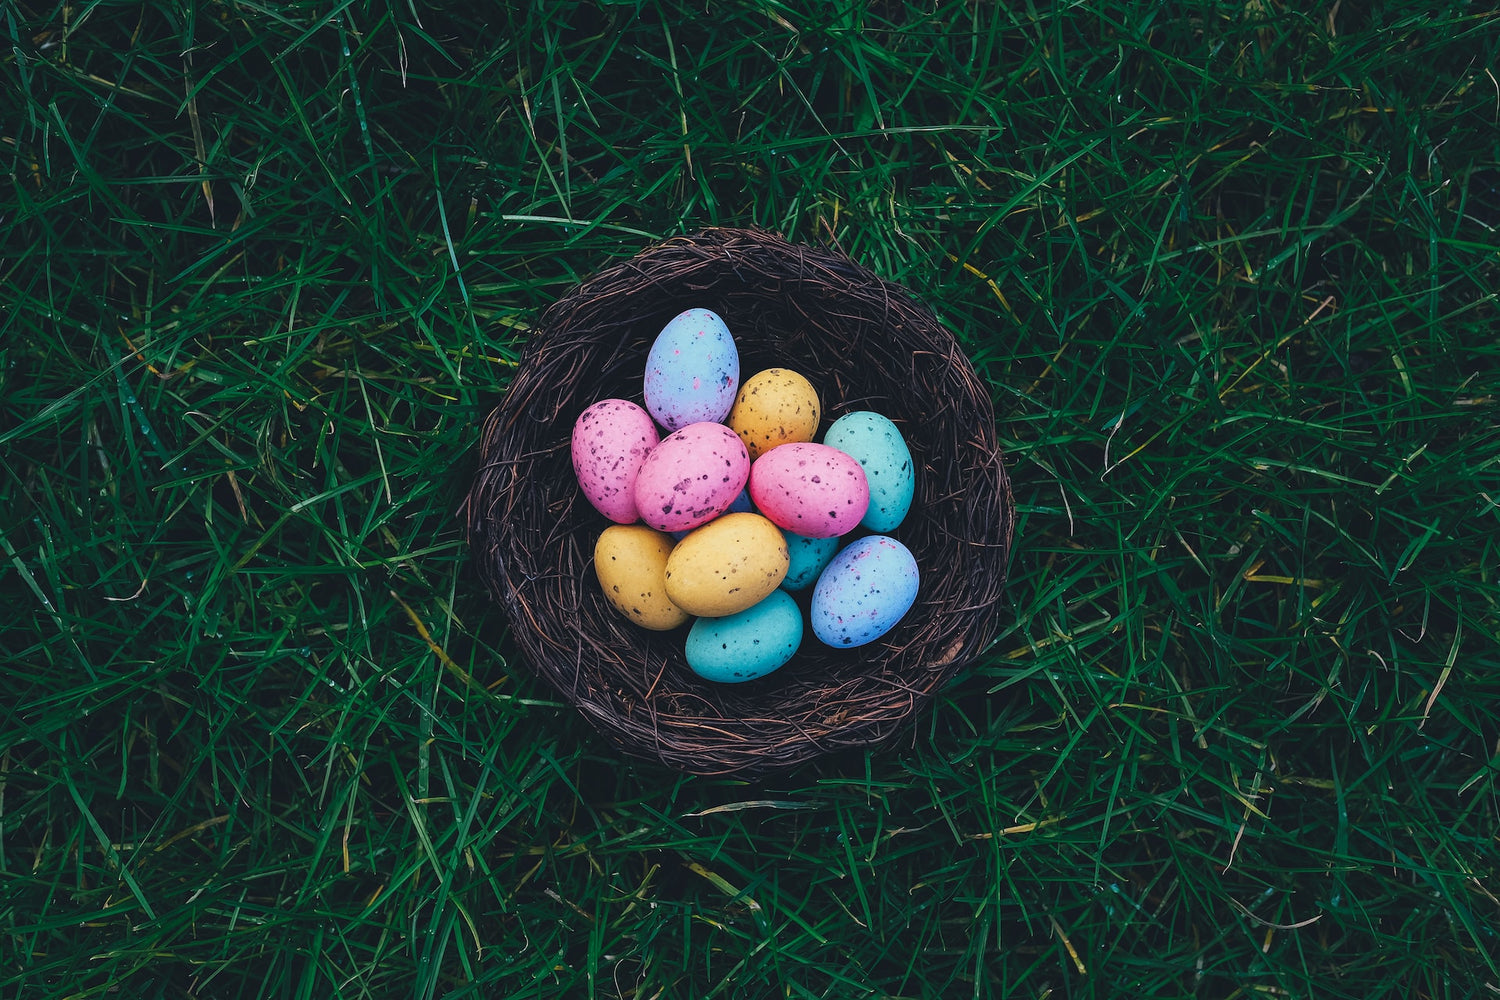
[464,227,1013,775]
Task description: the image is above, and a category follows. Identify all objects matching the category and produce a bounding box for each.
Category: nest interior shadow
[464,227,1013,776]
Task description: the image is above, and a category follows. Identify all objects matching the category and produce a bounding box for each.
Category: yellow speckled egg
[663,512,789,617]
[594,525,691,630]
[726,368,822,460]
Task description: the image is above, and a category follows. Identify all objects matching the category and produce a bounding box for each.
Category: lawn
[4,2,1499,997]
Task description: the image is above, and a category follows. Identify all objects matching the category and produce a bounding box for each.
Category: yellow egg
[594,525,691,630]
[663,513,789,617]
[726,368,822,460]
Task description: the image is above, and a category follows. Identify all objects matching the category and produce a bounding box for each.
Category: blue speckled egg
[781,530,840,592]
[671,488,755,540]
[811,535,919,648]
[726,487,756,514]
[823,411,916,533]
[643,308,740,431]
[686,590,804,683]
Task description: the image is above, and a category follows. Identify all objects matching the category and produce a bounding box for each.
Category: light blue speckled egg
[781,530,840,592]
[823,411,915,533]
[643,308,740,432]
[685,590,804,683]
[810,535,919,648]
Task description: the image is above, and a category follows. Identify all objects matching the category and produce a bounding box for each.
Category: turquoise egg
[811,535,919,648]
[685,590,804,683]
[781,530,840,591]
[823,411,915,532]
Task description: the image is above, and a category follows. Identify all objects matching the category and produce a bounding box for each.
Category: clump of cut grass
[3,1,1498,998]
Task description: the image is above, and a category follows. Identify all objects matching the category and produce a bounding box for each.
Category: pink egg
[748,442,869,538]
[634,422,751,533]
[571,399,660,523]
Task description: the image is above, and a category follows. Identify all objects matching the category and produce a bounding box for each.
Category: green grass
[4,1,1499,997]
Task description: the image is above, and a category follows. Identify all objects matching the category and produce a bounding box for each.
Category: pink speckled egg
[633,421,751,533]
[571,399,660,523]
[748,441,869,539]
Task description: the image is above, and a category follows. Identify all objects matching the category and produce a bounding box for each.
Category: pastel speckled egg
[726,368,821,460]
[671,488,754,540]
[781,530,840,592]
[810,535,919,647]
[571,399,660,523]
[633,422,751,533]
[726,487,757,514]
[663,512,789,617]
[823,411,916,532]
[748,442,869,539]
[685,590,804,683]
[643,308,740,431]
[593,525,690,631]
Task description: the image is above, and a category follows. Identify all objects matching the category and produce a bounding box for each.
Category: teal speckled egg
[823,411,916,533]
[685,590,804,683]
[781,530,840,592]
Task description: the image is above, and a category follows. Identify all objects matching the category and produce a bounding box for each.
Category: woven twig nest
[464,227,1013,776]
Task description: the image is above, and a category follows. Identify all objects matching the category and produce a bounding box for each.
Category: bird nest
[463,227,1013,776]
